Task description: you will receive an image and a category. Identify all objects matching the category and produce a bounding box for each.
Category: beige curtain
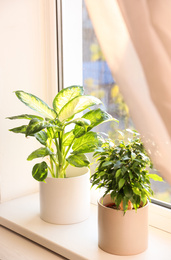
[85,0,171,185]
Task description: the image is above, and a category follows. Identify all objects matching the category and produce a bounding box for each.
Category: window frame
[0,0,170,235]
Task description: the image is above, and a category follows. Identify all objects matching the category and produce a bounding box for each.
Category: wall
[0,0,57,202]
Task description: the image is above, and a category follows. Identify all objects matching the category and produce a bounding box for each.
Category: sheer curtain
[85,0,171,185]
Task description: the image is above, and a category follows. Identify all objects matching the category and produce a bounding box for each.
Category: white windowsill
[0,192,171,260]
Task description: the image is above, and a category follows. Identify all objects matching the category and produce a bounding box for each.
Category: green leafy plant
[91,129,163,213]
[7,85,117,181]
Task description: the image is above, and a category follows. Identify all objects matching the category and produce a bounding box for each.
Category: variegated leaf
[53,85,83,114]
[59,95,102,122]
[15,91,57,119]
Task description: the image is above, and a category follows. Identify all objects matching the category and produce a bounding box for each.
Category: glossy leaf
[9,125,27,134]
[131,151,136,160]
[7,114,43,121]
[66,118,90,127]
[148,174,163,182]
[26,119,47,136]
[32,161,48,182]
[66,153,90,167]
[27,147,52,161]
[132,187,141,196]
[53,85,83,114]
[83,108,118,131]
[126,128,140,135]
[59,95,102,122]
[141,192,147,206]
[63,131,75,146]
[34,131,48,145]
[129,171,133,180]
[124,185,133,198]
[15,91,57,119]
[115,169,121,178]
[73,126,86,138]
[118,178,125,190]
[115,193,122,208]
[73,108,117,137]
[123,197,129,212]
[72,131,102,153]
[102,161,113,167]
[46,127,54,139]
[26,119,60,137]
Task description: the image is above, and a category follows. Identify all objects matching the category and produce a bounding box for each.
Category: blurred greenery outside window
[82,1,171,204]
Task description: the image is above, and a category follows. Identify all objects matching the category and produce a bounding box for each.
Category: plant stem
[53,129,65,178]
[50,157,55,177]
[47,165,55,178]
[58,131,65,178]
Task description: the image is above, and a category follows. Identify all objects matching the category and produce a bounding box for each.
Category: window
[82,0,171,207]
[0,0,170,239]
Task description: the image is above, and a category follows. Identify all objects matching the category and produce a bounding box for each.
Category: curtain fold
[85,0,171,184]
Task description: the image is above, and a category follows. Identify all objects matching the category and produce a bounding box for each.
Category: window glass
[82,1,171,204]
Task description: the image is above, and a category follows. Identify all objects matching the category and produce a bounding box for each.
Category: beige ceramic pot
[98,194,149,255]
[39,166,90,224]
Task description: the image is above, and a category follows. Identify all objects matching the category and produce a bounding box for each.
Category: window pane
[82,1,171,204]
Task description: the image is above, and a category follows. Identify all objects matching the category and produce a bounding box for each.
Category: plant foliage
[8,86,117,181]
[91,130,163,213]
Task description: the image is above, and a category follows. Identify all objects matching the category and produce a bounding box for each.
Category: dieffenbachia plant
[7,85,117,181]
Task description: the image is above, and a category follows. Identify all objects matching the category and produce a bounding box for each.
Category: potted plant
[7,85,116,224]
[91,129,163,255]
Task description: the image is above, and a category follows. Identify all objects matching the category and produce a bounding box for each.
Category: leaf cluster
[91,130,163,213]
[7,86,117,181]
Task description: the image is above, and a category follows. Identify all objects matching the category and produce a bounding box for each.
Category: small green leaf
[32,161,48,182]
[133,195,141,210]
[118,178,125,190]
[98,171,106,177]
[66,153,90,167]
[141,193,147,206]
[124,185,133,198]
[15,91,57,119]
[114,160,123,170]
[59,95,102,122]
[72,131,102,153]
[102,161,113,167]
[131,151,136,160]
[148,174,163,182]
[126,129,139,135]
[115,193,122,208]
[27,147,53,161]
[132,187,141,195]
[115,169,121,178]
[123,197,129,212]
[117,130,124,137]
[53,85,83,114]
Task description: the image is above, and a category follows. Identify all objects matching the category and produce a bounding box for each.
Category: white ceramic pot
[39,166,90,224]
[98,194,149,255]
